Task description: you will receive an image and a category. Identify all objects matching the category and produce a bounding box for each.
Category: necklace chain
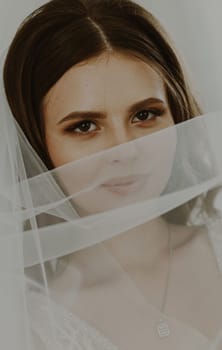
[104,221,173,339]
[157,223,172,338]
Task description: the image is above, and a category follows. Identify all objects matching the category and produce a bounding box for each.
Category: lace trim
[28,292,119,350]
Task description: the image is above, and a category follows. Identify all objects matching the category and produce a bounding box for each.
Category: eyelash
[64,108,165,135]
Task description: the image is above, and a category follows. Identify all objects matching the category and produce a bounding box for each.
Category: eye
[65,120,97,134]
[132,109,162,123]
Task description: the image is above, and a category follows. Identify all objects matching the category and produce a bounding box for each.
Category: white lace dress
[29,291,119,350]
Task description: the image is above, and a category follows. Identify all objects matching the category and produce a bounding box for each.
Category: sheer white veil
[1,1,222,350]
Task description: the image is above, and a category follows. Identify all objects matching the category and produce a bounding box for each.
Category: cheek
[46,134,77,167]
[45,130,113,167]
[45,130,100,167]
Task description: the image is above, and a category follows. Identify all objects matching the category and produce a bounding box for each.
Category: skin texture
[43,51,174,166]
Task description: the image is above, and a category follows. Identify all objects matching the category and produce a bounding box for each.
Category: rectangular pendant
[157,320,170,338]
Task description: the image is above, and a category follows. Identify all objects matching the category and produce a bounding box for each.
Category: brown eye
[132,109,158,122]
[66,120,97,134]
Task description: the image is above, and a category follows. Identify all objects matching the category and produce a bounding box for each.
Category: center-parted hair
[4,0,219,228]
[3,0,201,169]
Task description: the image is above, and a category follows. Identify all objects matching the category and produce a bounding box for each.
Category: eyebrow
[57,97,165,125]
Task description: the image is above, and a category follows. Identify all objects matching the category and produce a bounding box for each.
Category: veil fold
[2,68,222,348]
[2,2,222,350]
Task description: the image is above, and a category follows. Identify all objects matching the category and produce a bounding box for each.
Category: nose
[109,144,138,165]
[108,125,132,148]
[103,116,140,165]
[107,131,139,165]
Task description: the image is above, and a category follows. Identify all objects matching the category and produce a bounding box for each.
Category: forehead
[43,52,166,119]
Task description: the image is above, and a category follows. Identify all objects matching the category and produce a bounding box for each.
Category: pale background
[1,0,222,112]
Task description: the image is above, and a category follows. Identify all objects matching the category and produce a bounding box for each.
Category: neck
[103,216,170,270]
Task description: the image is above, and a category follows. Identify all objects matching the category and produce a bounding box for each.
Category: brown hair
[3,0,219,226]
[3,0,201,170]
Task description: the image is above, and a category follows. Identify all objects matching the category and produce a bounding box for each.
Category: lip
[100,174,147,195]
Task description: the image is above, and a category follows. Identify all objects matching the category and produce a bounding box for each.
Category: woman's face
[43,52,174,165]
[43,52,176,215]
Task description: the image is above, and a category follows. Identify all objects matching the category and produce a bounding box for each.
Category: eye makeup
[63,106,166,136]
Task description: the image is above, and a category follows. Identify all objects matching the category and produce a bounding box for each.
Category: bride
[2,0,222,349]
